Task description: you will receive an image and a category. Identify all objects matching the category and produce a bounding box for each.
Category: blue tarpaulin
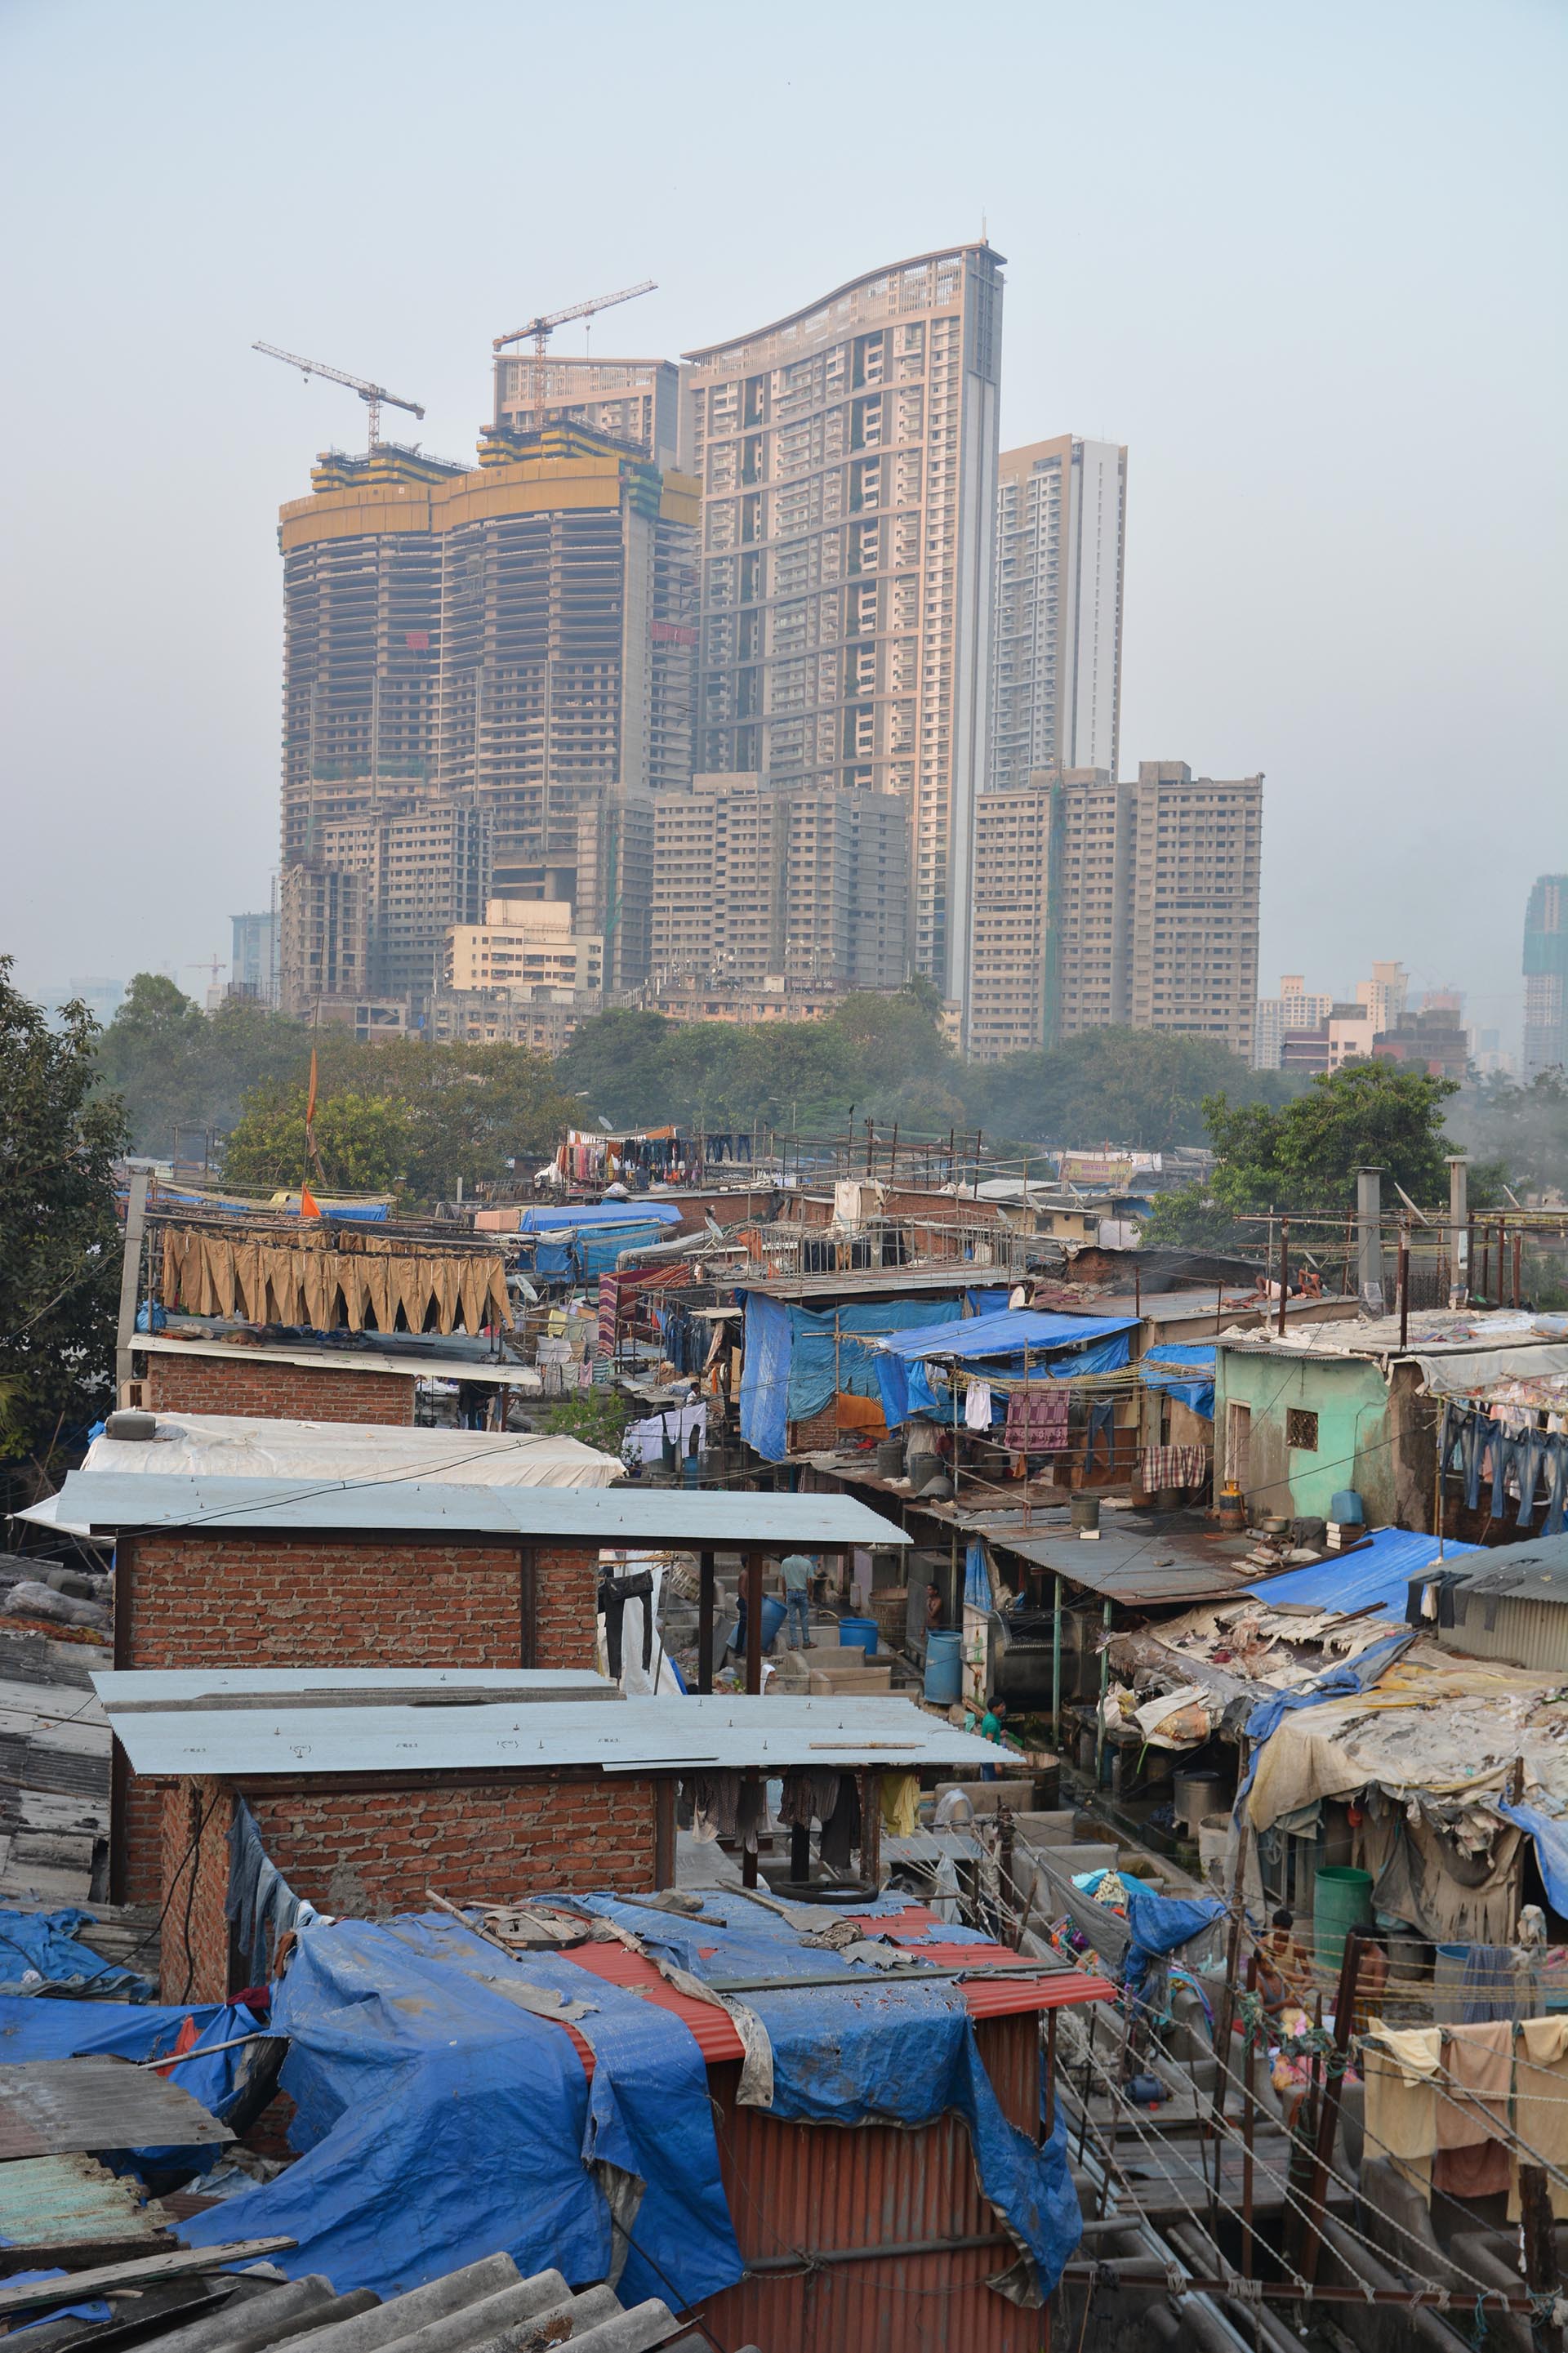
[0,1910,153,2002]
[1499,1803,1568,1917]
[1122,1885,1226,1998]
[740,1293,792,1462]
[1140,1343,1217,1420]
[873,1308,1138,1363]
[877,1321,1134,1429]
[1245,1526,1480,1626]
[0,1993,272,2174]
[177,1913,742,2308]
[784,1298,961,1423]
[518,1202,684,1235]
[566,1891,1081,2302]
[534,1220,675,1279]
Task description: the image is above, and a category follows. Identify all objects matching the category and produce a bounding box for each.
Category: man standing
[780,1551,815,1650]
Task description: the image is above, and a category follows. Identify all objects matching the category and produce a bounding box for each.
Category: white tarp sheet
[1414,1343,1568,1400]
[84,1413,623,1490]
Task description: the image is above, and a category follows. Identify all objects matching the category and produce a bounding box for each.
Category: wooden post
[790,1818,810,1888]
[1241,1953,1258,2278]
[745,1556,763,1694]
[653,1779,676,1890]
[1514,1230,1525,1310]
[1298,1929,1364,2287]
[697,1549,715,1694]
[1205,1813,1252,2235]
[1051,1573,1063,1754]
[1094,1598,1111,1789]
[860,1769,881,1893]
[1044,2008,1058,2145]
[1397,1223,1410,1352]
[115,1169,150,1397]
[1520,2164,1565,2353]
[1276,1217,1290,1337]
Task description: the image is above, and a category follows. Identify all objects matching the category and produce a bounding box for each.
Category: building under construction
[277,423,699,1016]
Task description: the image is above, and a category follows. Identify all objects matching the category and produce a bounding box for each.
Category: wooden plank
[0,2238,296,2320]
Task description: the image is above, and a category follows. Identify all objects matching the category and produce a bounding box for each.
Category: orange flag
[300,1184,323,1220]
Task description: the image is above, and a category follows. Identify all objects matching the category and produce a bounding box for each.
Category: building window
[1285,1407,1319,1453]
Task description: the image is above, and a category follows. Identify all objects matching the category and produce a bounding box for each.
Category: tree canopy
[1146,1058,1460,1250]
[0,961,127,1476]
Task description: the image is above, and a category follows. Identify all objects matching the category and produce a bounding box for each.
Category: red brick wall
[116,1535,600,1901]
[143,1354,414,1424]
[161,1777,235,2003]
[165,1773,657,2000]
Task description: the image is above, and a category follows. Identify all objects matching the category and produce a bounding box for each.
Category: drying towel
[964,1381,994,1431]
[1511,2014,1568,2220]
[1363,2022,1442,2202]
[1432,2020,1512,2200]
[879,1773,921,1837]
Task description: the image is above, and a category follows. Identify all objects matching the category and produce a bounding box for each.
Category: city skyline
[2,0,1561,1049]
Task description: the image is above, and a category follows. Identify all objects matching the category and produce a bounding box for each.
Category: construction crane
[492,279,657,354]
[252,341,425,449]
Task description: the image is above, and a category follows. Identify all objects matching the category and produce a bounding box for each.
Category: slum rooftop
[1221,1306,1568,1362]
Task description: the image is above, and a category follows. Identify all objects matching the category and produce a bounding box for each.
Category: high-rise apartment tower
[493,352,684,471]
[1126,761,1263,1058]
[990,438,1125,787]
[684,244,1004,1000]
[1525,875,1568,1079]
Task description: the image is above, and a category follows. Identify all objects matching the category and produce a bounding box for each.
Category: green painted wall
[1215,1347,1393,1525]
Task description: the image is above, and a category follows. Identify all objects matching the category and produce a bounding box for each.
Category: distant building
[443,899,603,996]
[275,425,698,1013]
[990,437,1125,787]
[650,773,907,1000]
[968,774,1061,1060]
[428,986,600,1055]
[684,244,1004,1000]
[279,804,490,1018]
[60,977,126,1029]
[1254,977,1334,1070]
[648,987,866,1028]
[1525,876,1568,1078]
[492,351,684,470]
[1125,761,1263,1059]
[1373,1007,1471,1084]
[1356,960,1410,1034]
[1053,769,1135,1039]
[229,911,278,1008]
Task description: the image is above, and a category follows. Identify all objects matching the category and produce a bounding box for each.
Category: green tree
[0,961,128,1470]
[541,1390,630,1458]
[368,1041,583,1198]
[1458,1070,1568,1201]
[1146,1058,1459,1248]
[93,973,211,1159]
[220,1086,416,1196]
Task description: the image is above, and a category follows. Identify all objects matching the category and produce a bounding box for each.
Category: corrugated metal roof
[0,2061,230,2162]
[991,1520,1253,1606]
[99,1691,1007,1779]
[30,1471,910,1550]
[0,2152,172,2251]
[92,1667,615,1714]
[737,1268,987,1302]
[135,1334,531,1385]
[1245,1526,1482,1623]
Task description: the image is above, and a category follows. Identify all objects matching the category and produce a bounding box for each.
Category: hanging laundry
[1432,2020,1511,2199]
[818,1775,862,1871]
[879,1773,921,1836]
[964,1380,993,1431]
[1004,1388,1069,1453]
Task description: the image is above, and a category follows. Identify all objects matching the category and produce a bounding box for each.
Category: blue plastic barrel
[1330,1489,1365,1525]
[840,1615,879,1658]
[924,1629,963,1704]
[732,1593,787,1656]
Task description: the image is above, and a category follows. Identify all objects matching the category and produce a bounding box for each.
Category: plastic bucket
[732,1593,787,1656]
[1070,1494,1102,1534]
[1313,1866,1374,1971]
[924,1629,963,1704]
[840,1615,879,1658]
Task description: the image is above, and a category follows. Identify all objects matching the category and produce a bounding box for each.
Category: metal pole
[1094,1598,1111,1789]
[1447,1154,1469,1305]
[1514,1230,1524,1309]
[1276,1217,1289,1338]
[115,1169,150,1397]
[1397,1223,1410,1353]
[1241,1953,1257,2279]
[1052,1574,1062,1754]
[1521,2164,1565,2353]
[697,1549,715,1694]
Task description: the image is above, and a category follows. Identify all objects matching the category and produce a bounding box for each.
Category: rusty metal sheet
[0,2060,230,2161]
[996,1522,1252,1607]
[693,2013,1045,2353]
[0,2151,171,2251]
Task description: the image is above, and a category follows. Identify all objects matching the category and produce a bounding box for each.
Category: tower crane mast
[492,279,657,354]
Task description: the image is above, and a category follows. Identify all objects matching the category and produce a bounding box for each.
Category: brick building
[96,1672,999,2003]
[39,1472,907,1905]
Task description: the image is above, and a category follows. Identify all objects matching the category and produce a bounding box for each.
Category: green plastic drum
[1312,1866,1374,1972]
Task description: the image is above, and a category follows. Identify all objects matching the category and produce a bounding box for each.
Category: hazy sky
[2,0,1561,1044]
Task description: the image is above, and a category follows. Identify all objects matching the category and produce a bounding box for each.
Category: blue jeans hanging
[1460,1413,1489,1513]
[1490,1426,1530,1519]
[1086,1396,1116,1472]
[1516,1430,1547,1526]
[1545,1438,1568,1539]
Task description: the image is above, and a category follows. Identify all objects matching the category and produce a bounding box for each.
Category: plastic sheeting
[83,1415,624,1490]
[1241,1631,1420,1824]
[1500,1802,1568,1918]
[1245,1526,1480,1625]
[1140,1343,1217,1420]
[0,1992,272,2173]
[567,1891,1081,2303]
[877,1326,1134,1430]
[176,1914,743,2310]
[1120,1884,1226,1999]
[517,1202,684,1235]
[0,1910,153,2002]
[784,1298,961,1424]
[1413,1342,1568,1400]
[872,1308,1138,1363]
[740,1293,792,1462]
